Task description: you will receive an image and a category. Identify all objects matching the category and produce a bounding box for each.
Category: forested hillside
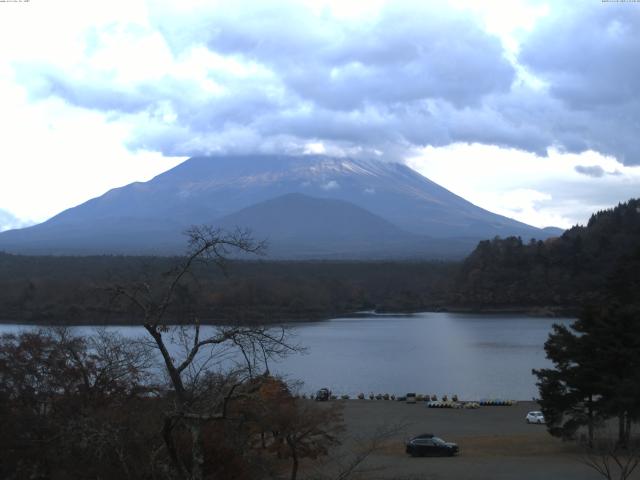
[2,199,638,324]
[452,199,640,312]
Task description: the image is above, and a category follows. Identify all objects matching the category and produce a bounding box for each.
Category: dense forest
[452,199,640,313]
[1,198,638,324]
[0,253,457,324]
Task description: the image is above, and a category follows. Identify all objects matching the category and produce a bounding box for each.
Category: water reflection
[0,312,572,400]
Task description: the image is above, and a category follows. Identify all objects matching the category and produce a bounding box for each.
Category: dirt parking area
[303,400,640,480]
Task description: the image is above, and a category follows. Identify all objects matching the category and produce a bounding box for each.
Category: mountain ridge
[0,155,561,257]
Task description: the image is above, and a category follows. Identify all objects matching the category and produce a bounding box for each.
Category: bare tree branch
[580,434,640,480]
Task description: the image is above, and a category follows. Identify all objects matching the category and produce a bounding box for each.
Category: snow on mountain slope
[0,155,557,257]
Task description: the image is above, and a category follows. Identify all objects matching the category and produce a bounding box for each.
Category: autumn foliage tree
[242,377,343,480]
[0,328,158,479]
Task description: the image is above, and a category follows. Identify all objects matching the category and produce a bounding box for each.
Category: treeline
[2,198,639,324]
[452,199,640,313]
[0,254,458,324]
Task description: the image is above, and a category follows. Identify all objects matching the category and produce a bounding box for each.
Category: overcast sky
[1,0,639,230]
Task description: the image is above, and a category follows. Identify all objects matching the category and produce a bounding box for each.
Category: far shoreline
[0,305,577,327]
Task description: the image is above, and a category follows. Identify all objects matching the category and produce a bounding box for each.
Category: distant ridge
[216,193,479,259]
[219,192,410,243]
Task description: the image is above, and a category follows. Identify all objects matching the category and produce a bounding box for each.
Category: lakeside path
[305,400,639,480]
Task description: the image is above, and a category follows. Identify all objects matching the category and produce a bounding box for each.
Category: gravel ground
[302,400,640,480]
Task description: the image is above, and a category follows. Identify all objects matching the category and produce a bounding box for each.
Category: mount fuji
[0,155,561,258]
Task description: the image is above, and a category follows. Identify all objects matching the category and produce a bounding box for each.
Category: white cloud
[0,0,186,223]
[407,143,640,228]
[321,180,340,190]
[0,208,33,232]
[0,80,186,222]
[303,142,326,155]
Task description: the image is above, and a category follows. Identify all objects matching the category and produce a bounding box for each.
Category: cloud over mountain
[9,0,636,167]
[3,0,640,232]
[17,1,515,161]
[0,209,30,232]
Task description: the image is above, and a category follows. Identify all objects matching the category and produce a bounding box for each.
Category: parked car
[315,387,331,401]
[525,411,545,424]
[405,392,417,404]
[405,433,459,457]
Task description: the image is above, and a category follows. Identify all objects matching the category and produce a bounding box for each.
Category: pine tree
[534,304,640,447]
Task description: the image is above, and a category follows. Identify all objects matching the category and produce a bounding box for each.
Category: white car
[526,411,545,424]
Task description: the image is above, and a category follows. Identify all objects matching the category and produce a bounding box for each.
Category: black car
[315,388,331,401]
[405,433,459,457]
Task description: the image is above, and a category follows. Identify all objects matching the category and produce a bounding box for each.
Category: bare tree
[307,422,408,480]
[580,434,640,480]
[111,226,301,480]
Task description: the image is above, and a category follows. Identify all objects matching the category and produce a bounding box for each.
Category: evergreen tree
[534,304,640,447]
[583,305,640,446]
[534,319,602,445]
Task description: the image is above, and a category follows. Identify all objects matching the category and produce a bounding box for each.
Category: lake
[0,312,572,400]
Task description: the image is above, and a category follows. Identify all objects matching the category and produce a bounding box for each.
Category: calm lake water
[0,312,573,400]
